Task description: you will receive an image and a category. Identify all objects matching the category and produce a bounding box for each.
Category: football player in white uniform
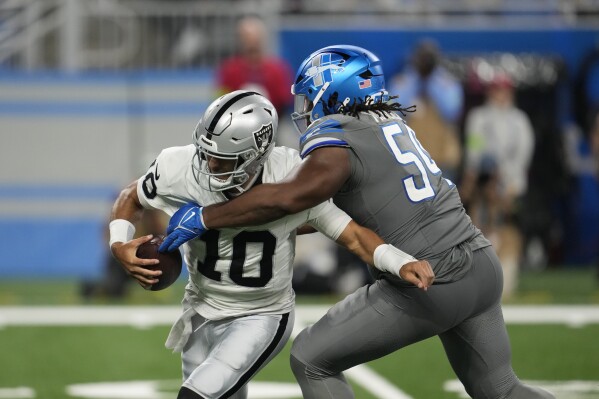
[109,90,433,399]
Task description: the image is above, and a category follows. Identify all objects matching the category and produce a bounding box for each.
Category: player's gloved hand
[159,203,206,252]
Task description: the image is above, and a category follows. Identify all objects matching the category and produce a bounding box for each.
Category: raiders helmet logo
[253,123,273,151]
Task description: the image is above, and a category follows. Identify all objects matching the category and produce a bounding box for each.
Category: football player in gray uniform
[162,47,556,399]
[110,90,433,399]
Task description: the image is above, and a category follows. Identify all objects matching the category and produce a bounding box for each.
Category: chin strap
[226,167,262,198]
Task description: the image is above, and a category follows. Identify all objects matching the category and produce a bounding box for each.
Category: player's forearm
[336,221,384,266]
[111,180,145,224]
[203,183,302,228]
[203,147,350,229]
[337,221,419,278]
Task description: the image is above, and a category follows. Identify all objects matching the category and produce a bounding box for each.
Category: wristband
[109,219,136,248]
[373,244,417,278]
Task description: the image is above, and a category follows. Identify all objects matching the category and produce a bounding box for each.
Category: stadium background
[0,1,598,398]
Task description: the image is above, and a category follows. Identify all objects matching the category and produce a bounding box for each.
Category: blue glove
[159,203,206,252]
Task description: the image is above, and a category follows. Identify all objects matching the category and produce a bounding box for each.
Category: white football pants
[181,310,294,399]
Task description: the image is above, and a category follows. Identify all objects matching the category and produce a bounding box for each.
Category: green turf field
[1,320,598,398]
[1,268,598,398]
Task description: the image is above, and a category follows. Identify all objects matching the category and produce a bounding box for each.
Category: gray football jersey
[299,112,491,283]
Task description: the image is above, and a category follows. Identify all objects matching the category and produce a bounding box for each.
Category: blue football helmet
[291,44,388,133]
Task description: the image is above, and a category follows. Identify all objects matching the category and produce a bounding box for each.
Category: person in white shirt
[109,90,433,399]
[461,73,535,298]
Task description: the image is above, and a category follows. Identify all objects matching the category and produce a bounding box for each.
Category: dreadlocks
[321,92,416,119]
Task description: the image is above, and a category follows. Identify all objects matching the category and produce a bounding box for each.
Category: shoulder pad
[263,147,302,182]
[299,116,350,159]
[300,117,343,143]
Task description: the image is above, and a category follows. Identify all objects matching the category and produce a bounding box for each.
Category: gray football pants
[290,246,555,399]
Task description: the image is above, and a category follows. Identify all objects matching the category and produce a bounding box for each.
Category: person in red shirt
[217,15,293,115]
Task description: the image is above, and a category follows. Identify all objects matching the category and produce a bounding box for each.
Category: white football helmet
[192,90,278,194]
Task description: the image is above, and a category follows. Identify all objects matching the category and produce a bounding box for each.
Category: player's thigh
[439,303,513,397]
[438,249,511,394]
[291,282,444,373]
[181,313,212,381]
[184,311,294,398]
[212,311,294,372]
[429,246,504,323]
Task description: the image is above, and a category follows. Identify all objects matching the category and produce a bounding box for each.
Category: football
[135,235,183,291]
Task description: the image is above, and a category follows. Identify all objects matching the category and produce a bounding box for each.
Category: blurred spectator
[390,39,464,182]
[461,73,535,299]
[216,15,293,116]
[81,209,167,300]
[563,110,599,271]
[592,113,599,174]
[562,45,599,268]
[573,44,599,140]
[592,114,599,280]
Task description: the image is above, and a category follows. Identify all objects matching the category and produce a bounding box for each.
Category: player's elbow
[119,182,140,203]
[277,190,321,215]
[271,195,304,216]
[119,182,133,195]
[113,180,144,216]
[258,182,329,218]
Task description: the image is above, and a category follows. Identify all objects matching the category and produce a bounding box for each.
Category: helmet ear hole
[327,92,339,108]
[359,70,374,79]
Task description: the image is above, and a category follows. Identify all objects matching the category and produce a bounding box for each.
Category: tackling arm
[202,146,351,229]
[336,221,435,290]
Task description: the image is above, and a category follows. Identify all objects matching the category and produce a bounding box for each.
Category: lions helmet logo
[302,53,345,88]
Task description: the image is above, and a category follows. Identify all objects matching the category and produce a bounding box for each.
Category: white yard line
[0,306,179,328]
[444,379,599,399]
[0,387,35,398]
[1,305,599,327]
[345,366,414,399]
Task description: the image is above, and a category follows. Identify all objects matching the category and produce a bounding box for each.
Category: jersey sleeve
[136,148,185,216]
[299,116,350,159]
[305,200,352,241]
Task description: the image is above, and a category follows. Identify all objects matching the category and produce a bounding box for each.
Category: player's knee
[290,352,331,381]
[290,328,314,364]
[291,329,335,380]
[466,369,553,399]
[465,368,518,399]
[290,352,306,379]
[291,331,314,364]
[182,360,240,398]
[290,332,315,378]
[507,383,556,399]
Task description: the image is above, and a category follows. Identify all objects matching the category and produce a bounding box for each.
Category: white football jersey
[137,145,351,320]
